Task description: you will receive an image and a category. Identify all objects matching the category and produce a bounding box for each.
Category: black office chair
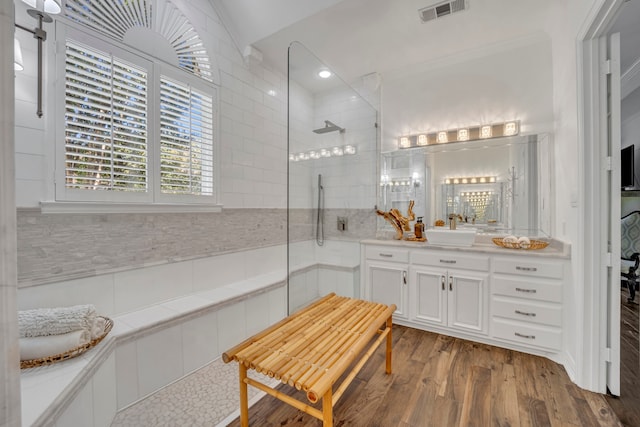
[621,211,640,303]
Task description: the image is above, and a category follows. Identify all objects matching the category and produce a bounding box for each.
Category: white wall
[381,36,554,152]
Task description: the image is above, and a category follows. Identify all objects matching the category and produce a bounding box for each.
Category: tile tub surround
[21,276,288,427]
[18,239,363,426]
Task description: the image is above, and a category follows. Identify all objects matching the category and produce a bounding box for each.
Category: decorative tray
[20,316,113,369]
[492,237,549,250]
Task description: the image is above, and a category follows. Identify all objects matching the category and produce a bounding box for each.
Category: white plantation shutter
[160,77,214,196]
[64,40,148,192]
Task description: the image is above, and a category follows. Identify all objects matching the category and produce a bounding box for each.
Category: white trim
[577,0,627,394]
[39,201,223,214]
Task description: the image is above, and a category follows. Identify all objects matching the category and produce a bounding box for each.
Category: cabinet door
[448,271,488,334]
[367,261,408,320]
[412,267,447,327]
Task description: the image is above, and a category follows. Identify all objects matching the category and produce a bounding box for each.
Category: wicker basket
[492,237,549,250]
[20,317,113,369]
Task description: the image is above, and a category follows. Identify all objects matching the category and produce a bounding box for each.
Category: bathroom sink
[424,228,477,247]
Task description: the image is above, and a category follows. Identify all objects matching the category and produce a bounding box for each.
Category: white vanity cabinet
[410,251,489,335]
[490,257,564,351]
[363,246,409,320]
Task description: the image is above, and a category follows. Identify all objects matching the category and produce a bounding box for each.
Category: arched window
[56,0,218,205]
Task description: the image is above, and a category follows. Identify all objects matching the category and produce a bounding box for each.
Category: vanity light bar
[444,176,497,184]
[289,145,357,162]
[398,121,519,149]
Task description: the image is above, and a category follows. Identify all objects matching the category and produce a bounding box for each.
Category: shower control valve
[337,217,348,232]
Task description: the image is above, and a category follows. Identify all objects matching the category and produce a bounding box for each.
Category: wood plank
[458,365,492,426]
[491,362,521,427]
[227,325,627,427]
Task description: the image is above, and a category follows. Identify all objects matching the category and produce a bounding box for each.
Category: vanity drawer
[492,276,562,303]
[365,246,409,263]
[493,257,563,279]
[492,296,561,327]
[411,251,489,271]
[491,317,561,351]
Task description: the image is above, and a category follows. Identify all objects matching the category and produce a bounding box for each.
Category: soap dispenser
[415,217,424,239]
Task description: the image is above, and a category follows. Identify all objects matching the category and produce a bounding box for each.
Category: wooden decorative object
[492,237,549,250]
[376,200,415,240]
[223,293,396,427]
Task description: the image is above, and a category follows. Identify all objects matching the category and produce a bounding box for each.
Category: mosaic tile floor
[111,357,277,427]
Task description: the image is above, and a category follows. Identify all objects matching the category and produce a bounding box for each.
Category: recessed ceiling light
[318,69,332,79]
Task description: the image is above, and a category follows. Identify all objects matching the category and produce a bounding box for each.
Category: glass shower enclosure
[287,42,379,313]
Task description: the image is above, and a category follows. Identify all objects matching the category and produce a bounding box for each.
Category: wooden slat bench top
[223,293,396,427]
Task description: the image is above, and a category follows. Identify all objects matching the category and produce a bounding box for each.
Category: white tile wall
[55,380,93,427]
[181,311,219,373]
[137,325,184,397]
[17,274,116,317]
[92,352,117,427]
[115,341,139,409]
[18,245,287,318]
[113,262,194,314]
[216,301,246,352]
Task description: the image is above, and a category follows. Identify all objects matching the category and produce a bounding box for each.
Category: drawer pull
[515,310,536,317]
[515,287,537,294]
[440,259,457,264]
[402,271,407,285]
[516,266,537,272]
[379,253,393,258]
[441,275,445,291]
[515,332,536,340]
[449,276,453,291]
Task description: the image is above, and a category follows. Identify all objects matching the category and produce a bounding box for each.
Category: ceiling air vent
[419,0,466,23]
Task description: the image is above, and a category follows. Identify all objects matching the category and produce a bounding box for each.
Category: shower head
[313,120,345,134]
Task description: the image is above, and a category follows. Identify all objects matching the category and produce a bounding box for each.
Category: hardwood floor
[227,325,622,427]
[605,293,640,427]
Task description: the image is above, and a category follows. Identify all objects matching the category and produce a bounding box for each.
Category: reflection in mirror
[379,134,552,237]
[288,42,379,313]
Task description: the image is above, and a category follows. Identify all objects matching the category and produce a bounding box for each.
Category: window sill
[39,201,223,214]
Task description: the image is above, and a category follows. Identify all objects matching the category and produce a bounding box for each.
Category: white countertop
[361,235,571,259]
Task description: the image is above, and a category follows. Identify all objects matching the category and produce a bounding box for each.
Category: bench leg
[322,388,333,427]
[239,363,249,427]
[385,316,393,374]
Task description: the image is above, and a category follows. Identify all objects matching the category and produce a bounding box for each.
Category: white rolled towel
[90,317,106,340]
[19,304,97,338]
[19,329,91,361]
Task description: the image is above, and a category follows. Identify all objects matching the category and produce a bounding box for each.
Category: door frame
[578,0,625,394]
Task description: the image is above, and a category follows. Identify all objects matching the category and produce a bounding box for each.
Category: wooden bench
[222,293,396,427]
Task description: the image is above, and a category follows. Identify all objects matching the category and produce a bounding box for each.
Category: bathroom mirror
[379,133,552,237]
